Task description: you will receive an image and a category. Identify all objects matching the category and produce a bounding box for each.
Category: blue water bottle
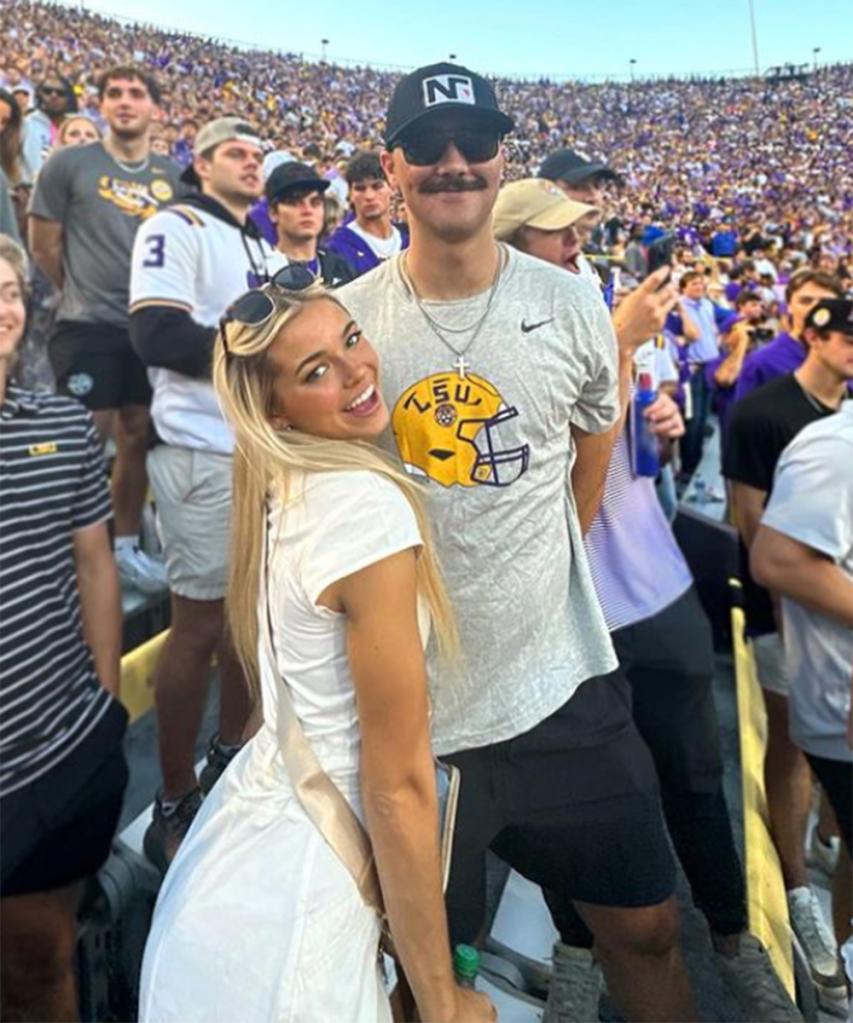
[632,372,660,478]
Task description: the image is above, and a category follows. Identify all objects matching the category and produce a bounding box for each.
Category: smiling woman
[135,274,493,1022]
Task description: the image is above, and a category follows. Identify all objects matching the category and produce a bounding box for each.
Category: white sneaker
[807,829,841,886]
[788,886,844,986]
[715,934,803,1022]
[115,544,167,595]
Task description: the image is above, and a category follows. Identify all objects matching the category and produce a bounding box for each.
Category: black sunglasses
[40,86,66,97]
[392,128,501,167]
[220,264,318,355]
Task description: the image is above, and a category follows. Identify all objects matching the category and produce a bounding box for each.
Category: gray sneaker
[542,942,602,1023]
[716,934,804,1022]
[143,788,203,874]
[198,733,242,796]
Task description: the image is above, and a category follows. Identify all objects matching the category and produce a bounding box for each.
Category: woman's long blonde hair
[213,282,458,697]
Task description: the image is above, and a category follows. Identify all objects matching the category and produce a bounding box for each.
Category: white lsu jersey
[130,200,286,454]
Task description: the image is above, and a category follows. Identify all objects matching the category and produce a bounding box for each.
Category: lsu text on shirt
[338,247,619,755]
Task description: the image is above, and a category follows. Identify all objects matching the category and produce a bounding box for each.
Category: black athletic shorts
[444,667,676,944]
[1,703,129,896]
[49,320,152,411]
[805,752,852,855]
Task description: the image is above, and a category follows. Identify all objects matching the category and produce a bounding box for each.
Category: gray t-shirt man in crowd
[28,65,182,594]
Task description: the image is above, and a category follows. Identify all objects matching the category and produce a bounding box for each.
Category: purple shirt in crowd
[734,331,804,403]
[585,431,693,633]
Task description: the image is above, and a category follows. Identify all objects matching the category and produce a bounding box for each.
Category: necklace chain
[402,247,505,378]
[109,149,151,174]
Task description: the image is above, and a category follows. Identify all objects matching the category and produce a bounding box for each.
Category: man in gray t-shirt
[339,62,696,1023]
[29,66,182,593]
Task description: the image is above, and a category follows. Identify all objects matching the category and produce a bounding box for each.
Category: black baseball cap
[805,298,853,335]
[538,148,622,186]
[384,62,514,146]
[265,161,330,203]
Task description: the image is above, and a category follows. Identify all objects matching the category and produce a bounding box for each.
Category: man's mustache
[419,176,488,194]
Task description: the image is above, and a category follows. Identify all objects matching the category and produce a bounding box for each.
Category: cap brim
[385,106,514,146]
[527,198,598,231]
[266,177,330,202]
[493,198,598,240]
[558,163,622,185]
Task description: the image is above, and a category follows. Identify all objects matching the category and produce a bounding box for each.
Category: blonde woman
[57,115,101,148]
[139,266,493,1023]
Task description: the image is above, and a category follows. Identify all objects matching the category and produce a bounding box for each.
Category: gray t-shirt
[339,247,619,755]
[29,142,182,327]
[762,402,853,762]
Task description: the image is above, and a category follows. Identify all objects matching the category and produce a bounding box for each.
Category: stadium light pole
[449,53,457,61]
[321,38,329,62]
[629,58,637,83]
[812,46,821,72]
[747,0,760,76]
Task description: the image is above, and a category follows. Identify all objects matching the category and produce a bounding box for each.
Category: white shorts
[752,632,789,698]
[147,445,232,601]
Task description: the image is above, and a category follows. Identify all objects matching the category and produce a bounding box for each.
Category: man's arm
[28,216,64,291]
[72,521,122,696]
[572,269,678,533]
[674,301,702,343]
[751,526,853,629]
[730,480,766,547]
[129,212,214,376]
[129,304,217,378]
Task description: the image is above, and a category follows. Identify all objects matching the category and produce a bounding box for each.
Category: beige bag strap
[262,510,384,914]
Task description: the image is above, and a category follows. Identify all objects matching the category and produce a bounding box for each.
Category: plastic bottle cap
[453,943,480,979]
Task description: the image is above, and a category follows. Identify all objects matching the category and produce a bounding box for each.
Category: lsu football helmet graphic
[391,371,529,488]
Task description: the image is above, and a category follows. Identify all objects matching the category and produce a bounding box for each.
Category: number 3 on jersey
[142,233,166,268]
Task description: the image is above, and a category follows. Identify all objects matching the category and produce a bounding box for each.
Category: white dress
[139,471,424,1022]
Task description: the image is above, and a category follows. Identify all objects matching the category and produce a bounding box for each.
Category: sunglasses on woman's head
[220,263,318,356]
[392,128,501,167]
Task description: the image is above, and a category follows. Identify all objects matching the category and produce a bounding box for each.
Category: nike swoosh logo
[521,318,554,333]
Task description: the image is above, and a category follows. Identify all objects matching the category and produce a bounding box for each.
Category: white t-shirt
[130,201,286,454]
[762,402,853,762]
[339,247,619,755]
[348,221,404,261]
[264,470,425,773]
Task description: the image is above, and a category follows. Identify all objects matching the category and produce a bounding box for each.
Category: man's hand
[644,392,685,440]
[611,267,679,354]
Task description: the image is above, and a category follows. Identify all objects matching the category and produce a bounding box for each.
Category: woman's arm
[72,520,121,696]
[322,550,491,1023]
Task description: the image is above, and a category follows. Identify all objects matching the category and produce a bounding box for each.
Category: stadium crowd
[1,3,852,1023]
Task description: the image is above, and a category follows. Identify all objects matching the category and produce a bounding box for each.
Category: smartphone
[647,233,675,276]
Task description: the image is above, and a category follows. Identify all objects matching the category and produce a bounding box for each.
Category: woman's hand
[445,986,497,1022]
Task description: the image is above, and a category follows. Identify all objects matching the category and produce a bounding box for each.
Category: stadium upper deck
[2,0,852,263]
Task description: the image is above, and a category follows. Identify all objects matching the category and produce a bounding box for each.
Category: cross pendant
[454,355,470,379]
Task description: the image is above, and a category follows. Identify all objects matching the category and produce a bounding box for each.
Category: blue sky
[76,0,852,79]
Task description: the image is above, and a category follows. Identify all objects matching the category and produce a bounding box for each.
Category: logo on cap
[813,307,831,328]
[422,74,475,108]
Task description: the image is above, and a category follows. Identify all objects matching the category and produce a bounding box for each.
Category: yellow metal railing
[730,595,795,996]
[119,630,167,722]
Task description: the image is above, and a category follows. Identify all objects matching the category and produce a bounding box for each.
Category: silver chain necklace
[402,246,505,379]
[109,149,150,175]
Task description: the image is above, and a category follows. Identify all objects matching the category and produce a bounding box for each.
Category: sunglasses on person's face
[392,128,501,167]
[40,86,65,97]
[219,263,317,356]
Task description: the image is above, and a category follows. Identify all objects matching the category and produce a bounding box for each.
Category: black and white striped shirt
[0,385,116,797]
